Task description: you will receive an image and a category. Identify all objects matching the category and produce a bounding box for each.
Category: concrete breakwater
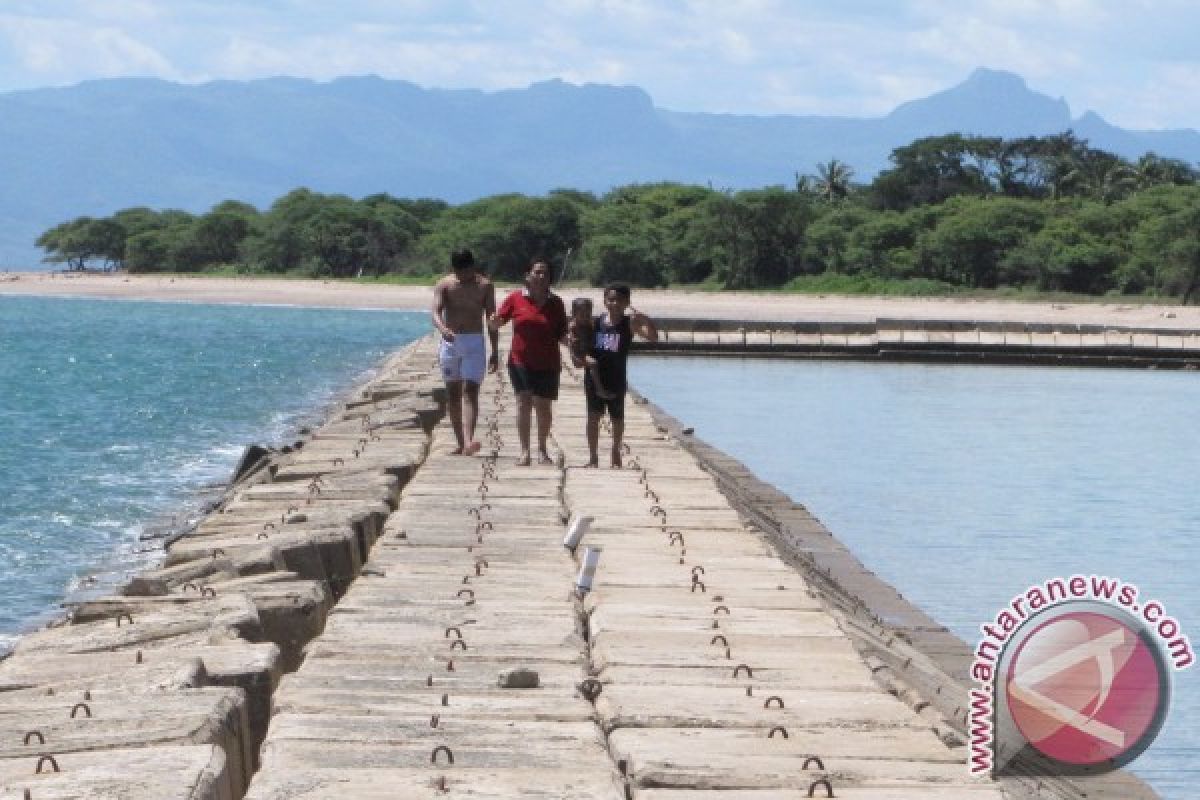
[0,337,445,799]
[0,330,1160,799]
[644,317,1200,367]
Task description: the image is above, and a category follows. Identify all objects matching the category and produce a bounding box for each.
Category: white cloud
[0,2,1197,129]
[0,14,175,84]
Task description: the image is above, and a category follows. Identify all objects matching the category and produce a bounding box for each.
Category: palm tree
[1133,153,1198,188]
[815,159,854,202]
[1057,155,1138,203]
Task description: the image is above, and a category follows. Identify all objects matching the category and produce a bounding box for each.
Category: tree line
[37,131,1200,302]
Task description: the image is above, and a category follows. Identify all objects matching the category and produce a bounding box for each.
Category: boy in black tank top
[584,283,659,468]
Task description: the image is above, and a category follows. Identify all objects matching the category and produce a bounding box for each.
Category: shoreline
[0,336,416,658]
[4,270,1200,329]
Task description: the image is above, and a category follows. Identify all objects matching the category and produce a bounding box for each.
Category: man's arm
[430,280,454,341]
[484,282,499,371]
[489,290,510,332]
[630,306,659,342]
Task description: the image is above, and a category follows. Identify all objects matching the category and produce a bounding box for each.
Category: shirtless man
[432,249,498,455]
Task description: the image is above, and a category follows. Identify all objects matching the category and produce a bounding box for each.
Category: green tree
[919,197,1046,288]
[870,134,995,209]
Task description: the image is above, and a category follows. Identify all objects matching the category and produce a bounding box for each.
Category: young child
[584,284,658,468]
[569,297,612,400]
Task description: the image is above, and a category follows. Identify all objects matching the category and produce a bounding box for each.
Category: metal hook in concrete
[135,650,143,664]
[578,678,603,702]
[200,586,216,598]
[441,693,449,706]
[449,639,467,651]
[691,580,705,593]
[768,726,789,739]
[431,745,454,765]
[691,566,705,578]
[430,714,439,728]
[35,755,59,773]
[22,731,44,745]
[182,582,199,593]
[115,613,133,627]
[69,703,91,719]
[426,675,434,687]
[332,457,344,466]
[713,605,730,615]
[456,589,475,605]
[806,778,833,797]
[444,626,462,639]
[802,755,825,771]
[477,521,493,532]
[764,696,785,709]
[733,664,753,679]
[711,634,728,647]
[669,532,685,547]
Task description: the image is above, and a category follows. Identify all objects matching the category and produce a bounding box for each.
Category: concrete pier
[242,347,1007,798]
[0,331,1162,798]
[644,317,1200,368]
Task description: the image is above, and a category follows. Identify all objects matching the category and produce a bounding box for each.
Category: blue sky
[0,1,1196,130]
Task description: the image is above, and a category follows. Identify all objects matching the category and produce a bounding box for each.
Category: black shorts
[584,375,626,419]
[507,363,560,400]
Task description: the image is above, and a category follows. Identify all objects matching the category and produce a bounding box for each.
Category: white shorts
[439,333,487,384]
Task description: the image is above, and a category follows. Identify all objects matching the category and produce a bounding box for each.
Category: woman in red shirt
[491,259,568,466]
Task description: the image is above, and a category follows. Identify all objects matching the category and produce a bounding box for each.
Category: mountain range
[3,67,1198,268]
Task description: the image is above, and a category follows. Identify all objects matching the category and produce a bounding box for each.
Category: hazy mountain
[3,67,1198,268]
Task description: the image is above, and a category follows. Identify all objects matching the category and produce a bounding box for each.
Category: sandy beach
[3,270,1199,329]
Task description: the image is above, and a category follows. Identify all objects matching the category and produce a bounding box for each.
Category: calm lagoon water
[0,296,425,645]
[631,356,1198,799]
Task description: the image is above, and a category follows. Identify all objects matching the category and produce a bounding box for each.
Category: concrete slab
[0,744,231,800]
[244,767,624,799]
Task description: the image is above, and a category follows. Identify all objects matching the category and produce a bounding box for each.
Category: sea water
[0,295,425,648]
[630,356,1199,799]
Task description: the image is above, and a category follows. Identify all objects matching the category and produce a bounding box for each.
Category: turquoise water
[0,296,425,647]
[631,357,1198,799]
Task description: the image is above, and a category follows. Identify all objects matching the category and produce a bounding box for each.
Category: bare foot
[584,456,598,468]
[610,448,622,469]
[516,452,531,467]
[537,451,555,466]
[450,446,464,455]
[464,440,481,456]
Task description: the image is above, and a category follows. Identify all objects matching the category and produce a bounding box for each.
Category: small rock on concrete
[498,668,540,689]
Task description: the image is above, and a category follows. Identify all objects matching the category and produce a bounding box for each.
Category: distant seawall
[638,316,1200,368]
